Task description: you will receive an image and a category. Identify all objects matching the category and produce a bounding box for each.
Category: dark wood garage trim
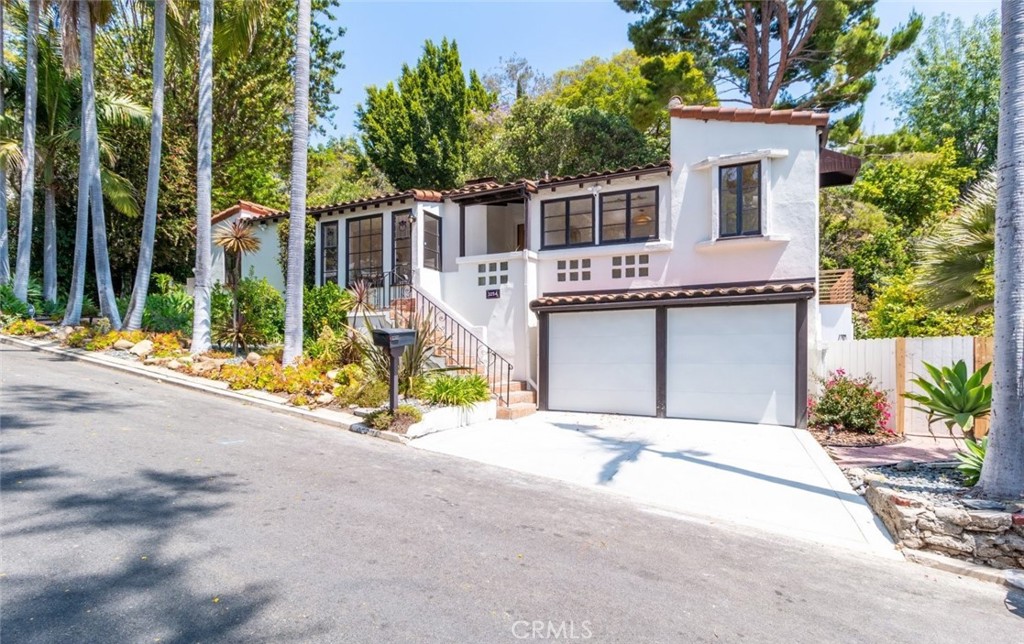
[534,283,814,427]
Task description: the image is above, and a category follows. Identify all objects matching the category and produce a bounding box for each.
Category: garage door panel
[666,332,794,364]
[667,304,796,426]
[548,310,656,416]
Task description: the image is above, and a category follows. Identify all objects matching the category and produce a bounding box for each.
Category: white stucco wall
[241,221,285,292]
[820,303,854,342]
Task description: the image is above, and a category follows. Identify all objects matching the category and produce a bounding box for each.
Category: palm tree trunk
[61,84,91,327]
[191,0,214,354]
[282,0,312,365]
[78,2,121,329]
[12,0,40,302]
[978,0,1024,498]
[0,0,10,286]
[42,181,56,303]
[123,0,167,331]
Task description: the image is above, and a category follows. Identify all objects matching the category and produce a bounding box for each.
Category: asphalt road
[1,343,1021,643]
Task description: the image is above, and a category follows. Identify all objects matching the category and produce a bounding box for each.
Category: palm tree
[916,173,995,314]
[12,0,39,302]
[122,0,166,331]
[213,219,260,354]
[191,0,214,354]
[282,0,312,365]
[978,0,1024,499]
[0,0,9,286]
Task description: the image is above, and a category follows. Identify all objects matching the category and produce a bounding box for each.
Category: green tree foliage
[890,12,1000,171]
[852,140,975,230]
[865,270,993,339]
[467,99,661,182]
[546,49,715,135]
[357,39,494,190]
[819,188,910,297]
[307,137,392,206]
[616,0,921,116]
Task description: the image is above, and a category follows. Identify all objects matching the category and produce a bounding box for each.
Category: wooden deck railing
[819,269,854,304]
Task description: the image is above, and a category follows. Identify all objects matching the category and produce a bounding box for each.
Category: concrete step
[496,402,537,420]
[506,389,536,405]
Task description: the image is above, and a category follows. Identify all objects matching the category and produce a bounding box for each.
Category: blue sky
[318,0,1000,143]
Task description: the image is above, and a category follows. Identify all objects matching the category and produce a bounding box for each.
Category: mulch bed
[809,427,904,447]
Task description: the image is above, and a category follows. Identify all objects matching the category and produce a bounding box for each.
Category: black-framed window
[719,162,761,237]
[346,214,383,285]
[600,187,658,244]
[423,213,442,270]
[542,196,594,248]
[393,210,412,284]
[320,221,338,285]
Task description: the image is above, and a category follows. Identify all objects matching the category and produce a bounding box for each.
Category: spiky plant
[916,173,995,313]
[213,219,261,354]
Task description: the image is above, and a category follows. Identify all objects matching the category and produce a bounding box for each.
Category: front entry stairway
[372,275,536,419]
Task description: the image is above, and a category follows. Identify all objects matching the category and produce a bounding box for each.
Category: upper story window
[320,221,338,285]
[423,213,442,270]
[600,187,658,244]
[542,196,594,249]
[719,162,761,237]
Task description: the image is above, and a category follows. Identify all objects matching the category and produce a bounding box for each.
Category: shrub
[304,325,358,365]
[331,363,389,408]
[212,356,333,397]
[3,319,50,336]
[810,369,892,434]
[218,278,284,346]
[142,279,194,334]
[955,437,987,487]
[304,282,352,338]
[365,404,422,433]
[150,333,186,357]
[424,373,490,407]
[0,284,29,320]
[905,360,991,440]
[86,330,146,351]
[359,314,456,395]
[65,327,93,348]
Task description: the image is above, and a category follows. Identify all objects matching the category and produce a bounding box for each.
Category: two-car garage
[534,282,813,427]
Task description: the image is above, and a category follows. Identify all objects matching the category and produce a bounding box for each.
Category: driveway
[414,411,894,554]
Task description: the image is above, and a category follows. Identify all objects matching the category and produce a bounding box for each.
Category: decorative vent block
[557,258,591,282]
[611,254,649,279]
[477,261,509,286]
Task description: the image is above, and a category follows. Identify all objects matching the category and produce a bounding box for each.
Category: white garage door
[666,304,796,426]
[548,309,657,416]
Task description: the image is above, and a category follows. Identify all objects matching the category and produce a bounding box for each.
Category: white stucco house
[208,200,286,292]
[228,102,860,427]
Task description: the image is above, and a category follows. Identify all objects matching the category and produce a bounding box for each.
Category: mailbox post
[371,327,416,413]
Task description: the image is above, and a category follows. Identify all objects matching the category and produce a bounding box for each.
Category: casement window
[393,211,412,284]
[346,214,383,285]
[600,187,658,244]
[542,196,594,249]
[719,162,761,237]
[423,213,442,270]
[320,221,338,285]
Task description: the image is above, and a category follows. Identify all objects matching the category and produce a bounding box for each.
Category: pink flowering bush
[809,369,893,434]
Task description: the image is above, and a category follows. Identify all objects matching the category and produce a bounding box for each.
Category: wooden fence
[820,336,993,437]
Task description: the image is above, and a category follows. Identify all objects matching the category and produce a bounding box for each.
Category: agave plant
[904,360,992,439]
[955,437,987,487]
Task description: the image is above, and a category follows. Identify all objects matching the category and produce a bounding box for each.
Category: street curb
[902,548,1016,588]
[0,334,381,441]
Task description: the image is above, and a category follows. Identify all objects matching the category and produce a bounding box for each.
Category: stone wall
[863,480,1024,570]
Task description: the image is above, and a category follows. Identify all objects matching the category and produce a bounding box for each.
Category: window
[542,196,594,248]
[346,215,383,285]
[393,211,412,284]
[320,221,338,285]
[600,187,658,244]
[423,213,442,270]
[719,162,761,237]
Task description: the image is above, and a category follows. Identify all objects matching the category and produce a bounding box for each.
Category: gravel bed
[225,356,245,366]
[853,463,974,508]
[104,349,138,362]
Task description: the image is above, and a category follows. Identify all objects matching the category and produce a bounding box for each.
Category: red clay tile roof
[212,200,284,225]
[537,161,672,187]
[444,179,537,200]
[670,104,829,127]
[531,279,815,310]
[307,189,443,215]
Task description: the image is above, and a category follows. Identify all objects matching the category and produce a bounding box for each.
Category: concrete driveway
[413,411,895,554]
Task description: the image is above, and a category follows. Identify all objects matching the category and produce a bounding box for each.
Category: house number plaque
[485,289,500,299]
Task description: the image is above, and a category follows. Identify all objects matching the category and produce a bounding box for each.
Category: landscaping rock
[128,339,154,357]
[895,460,916,472]
[934,506,972,527]
[167,360,182,370]
[326,369,339,381]
[967,510,1012,532]
[963,499,1006,511]
[113,339,135,350]
[246,352,261,365]
[316,393,334,405]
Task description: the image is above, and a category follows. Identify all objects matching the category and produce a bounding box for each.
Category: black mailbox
[371,327,416,413]
[371,328,416,350]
